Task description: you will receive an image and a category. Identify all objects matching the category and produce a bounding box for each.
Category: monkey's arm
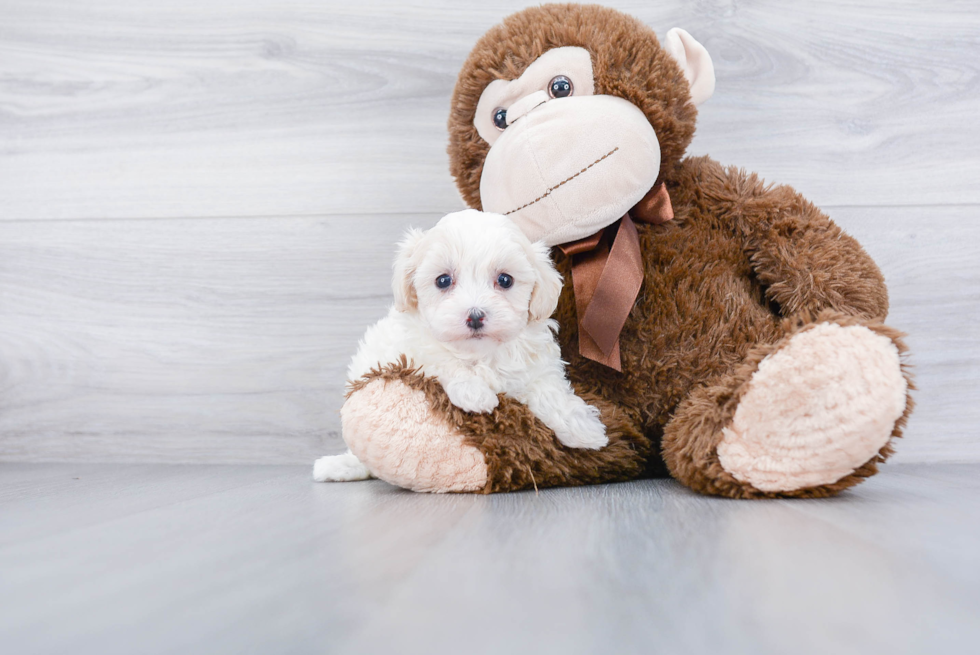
[341,360,651,493]
[679,156,889,320]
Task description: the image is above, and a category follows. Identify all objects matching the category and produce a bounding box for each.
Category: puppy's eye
[492,107,508,131]
[497,273,513,289]
[548,75,573,99]
[435,274,453,289]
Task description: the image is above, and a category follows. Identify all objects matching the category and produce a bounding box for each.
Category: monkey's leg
[661,311,913,499]
[342,361,651,493]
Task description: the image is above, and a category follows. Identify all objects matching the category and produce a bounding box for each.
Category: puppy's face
[393,210,562,354]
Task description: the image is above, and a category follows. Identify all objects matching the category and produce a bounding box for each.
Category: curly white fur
[314,210,607,482]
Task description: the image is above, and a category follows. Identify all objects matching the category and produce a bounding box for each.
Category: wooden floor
[2,0,979,465]
[0,462,978,655]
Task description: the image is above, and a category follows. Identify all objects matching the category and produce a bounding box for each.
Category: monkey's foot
[342,377,488,493]
[717,322,909,492]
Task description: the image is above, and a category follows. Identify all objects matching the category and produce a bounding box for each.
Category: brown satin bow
[557,182,674,371]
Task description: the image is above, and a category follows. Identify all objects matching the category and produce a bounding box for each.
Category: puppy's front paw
[443,377,499,414]
[313,452,373,482]
[554,404,608,450]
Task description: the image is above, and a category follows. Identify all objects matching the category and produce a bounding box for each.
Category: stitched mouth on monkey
[502,146,621,217]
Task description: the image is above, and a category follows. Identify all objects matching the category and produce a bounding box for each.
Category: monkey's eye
[497,273,513,289]
[548,75,573,99]
[436,274,453,289]
[492,107,508,131]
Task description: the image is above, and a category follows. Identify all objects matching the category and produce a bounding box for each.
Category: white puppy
[313,209,608,483]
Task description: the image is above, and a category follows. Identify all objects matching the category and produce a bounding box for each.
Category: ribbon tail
[563,233,616,368]
[560,215,646,372]
[577,331,622,372]
[580,215,643,359]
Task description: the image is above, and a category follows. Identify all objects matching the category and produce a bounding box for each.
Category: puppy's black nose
[466,309,486,330]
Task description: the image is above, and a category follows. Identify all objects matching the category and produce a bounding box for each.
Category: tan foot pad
[342,378,488,493]
[717,323,908,492]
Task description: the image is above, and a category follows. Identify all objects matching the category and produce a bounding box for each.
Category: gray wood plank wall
[1,0,978,464]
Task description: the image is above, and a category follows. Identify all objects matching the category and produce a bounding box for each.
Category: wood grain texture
[1,0,979,220]
[1,462,979,654]
[0,207,976,464]
[0,213,441,462]
[839,207,980,462]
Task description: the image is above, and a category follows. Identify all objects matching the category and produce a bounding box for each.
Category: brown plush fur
[356,3,915,497]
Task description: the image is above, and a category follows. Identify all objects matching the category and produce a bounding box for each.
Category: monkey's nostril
[466,309,486,330]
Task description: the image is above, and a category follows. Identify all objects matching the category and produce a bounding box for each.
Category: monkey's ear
[664,28,715,106]
[392,228,425,312]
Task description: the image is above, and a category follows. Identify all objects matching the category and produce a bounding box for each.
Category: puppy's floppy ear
[525,240,563,322]
[392,228,425,312]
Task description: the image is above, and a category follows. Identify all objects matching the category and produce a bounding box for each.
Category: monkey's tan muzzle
[480,94,661,247]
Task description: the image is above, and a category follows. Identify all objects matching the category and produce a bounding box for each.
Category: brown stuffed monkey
[334,3,913,498]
